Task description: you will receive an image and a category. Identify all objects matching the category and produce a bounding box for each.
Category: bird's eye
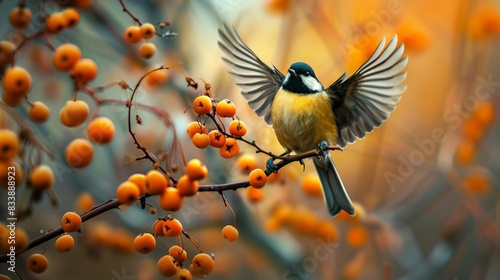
[304,71,310,76]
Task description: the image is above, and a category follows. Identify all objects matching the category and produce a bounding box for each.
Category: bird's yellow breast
[271,89,338,153]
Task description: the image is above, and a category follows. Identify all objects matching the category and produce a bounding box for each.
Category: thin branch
[126,66,175,180]
[0,198,123,262]
[0,101,55,160]
[118,0,142,25]
[197,145,342,192]
[0,141,341,263]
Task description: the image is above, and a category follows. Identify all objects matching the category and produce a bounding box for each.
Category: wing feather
[218,24,284,125]
[326,35,408,148]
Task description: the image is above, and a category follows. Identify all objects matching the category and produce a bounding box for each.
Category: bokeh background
[1,0,500,279]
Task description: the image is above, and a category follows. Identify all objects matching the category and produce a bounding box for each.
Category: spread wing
[327,35,408,148]
[218,23,284,125]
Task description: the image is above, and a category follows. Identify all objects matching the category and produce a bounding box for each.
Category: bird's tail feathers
[313,154,355,217]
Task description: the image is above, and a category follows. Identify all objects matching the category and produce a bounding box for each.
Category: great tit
[218,24,408,217]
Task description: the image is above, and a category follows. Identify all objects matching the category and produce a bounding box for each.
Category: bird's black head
[282,62,323,94]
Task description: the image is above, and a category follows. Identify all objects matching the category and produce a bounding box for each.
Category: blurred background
[0,0,499,279]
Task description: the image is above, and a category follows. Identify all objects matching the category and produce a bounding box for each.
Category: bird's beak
[288,69,297,77]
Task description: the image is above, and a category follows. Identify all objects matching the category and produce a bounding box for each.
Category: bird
[217,24,408,217]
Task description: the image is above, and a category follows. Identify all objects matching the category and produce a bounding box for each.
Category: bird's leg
[265,149,291,175]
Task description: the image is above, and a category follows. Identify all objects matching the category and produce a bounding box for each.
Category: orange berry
[134,233,156,254]
[186,159,208,180]
[273,204,293,224]
[301,174,323,196]
[144,68,168,89]
[216,99,237,118]
[189,263,204,278]
[55,234,75,252]
[0,41,16,67]
[316,221,339,243]
[124,26,142,44]
[474,101,495,125]
[60,100,89,127]
[0,129,19,162]
[168,245,187,263]
[87,117,115,144]
[208,130,226,148]
[346,225,368,247]
[178,268,192,280]
[292,210,318,234]
[28,165,54,191]
[59,106,72,126]
[396,21,431,52]
[336,202,366,222]
[159,187,184,211]
[75,192,94,212]
[70,58,98,84]
[1,91,24,107]
[139,42,156,59]
[0,160,22,189]
[65,100,89,125]
[237,154,257,173]
[61,212,82,232]
[163,218,183,237]
[464,173,491,194]
[145,170,168,195]
[53,43,82,71]
[186,122,207,138]
[109,229,134,253]
[191,133,210,149]
[246,187,263,203]
[1,227,28,253]
[219,138,240,158]
[221,225,239,242]
[229,119,247,137]
[267,0,291,14]
[157,255,177,277]
[176,175,199,197]
[265,217,281,232]
[192,95,213,115]
[128,173,147,195]
[73,0,92,8]
[456,139,475,165]
[27,254,48,274]
[190,253,215,276]
[45,12,66,33]
[65,138,93,168]
[61,8,80,28]
[28,101,50,123]
[462,118,484,142]
[140,23,156,39]
[249,168,267,189]
[154,220,165,237]
[9,7,31,28]
[116,181,140,205]
[2,66,32,97]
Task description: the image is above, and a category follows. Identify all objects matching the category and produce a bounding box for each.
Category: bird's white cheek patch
[283,74,290,85]
[300,75,323,92]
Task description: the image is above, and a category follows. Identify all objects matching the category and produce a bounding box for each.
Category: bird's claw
[265,158,279,175]
[299,159,305,171]
[318,141,330,158]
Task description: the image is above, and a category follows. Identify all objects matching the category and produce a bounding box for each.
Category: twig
[0,142,341,263]
[118,0,142,25]
[0,198,123,262]
[197,145,342,192]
